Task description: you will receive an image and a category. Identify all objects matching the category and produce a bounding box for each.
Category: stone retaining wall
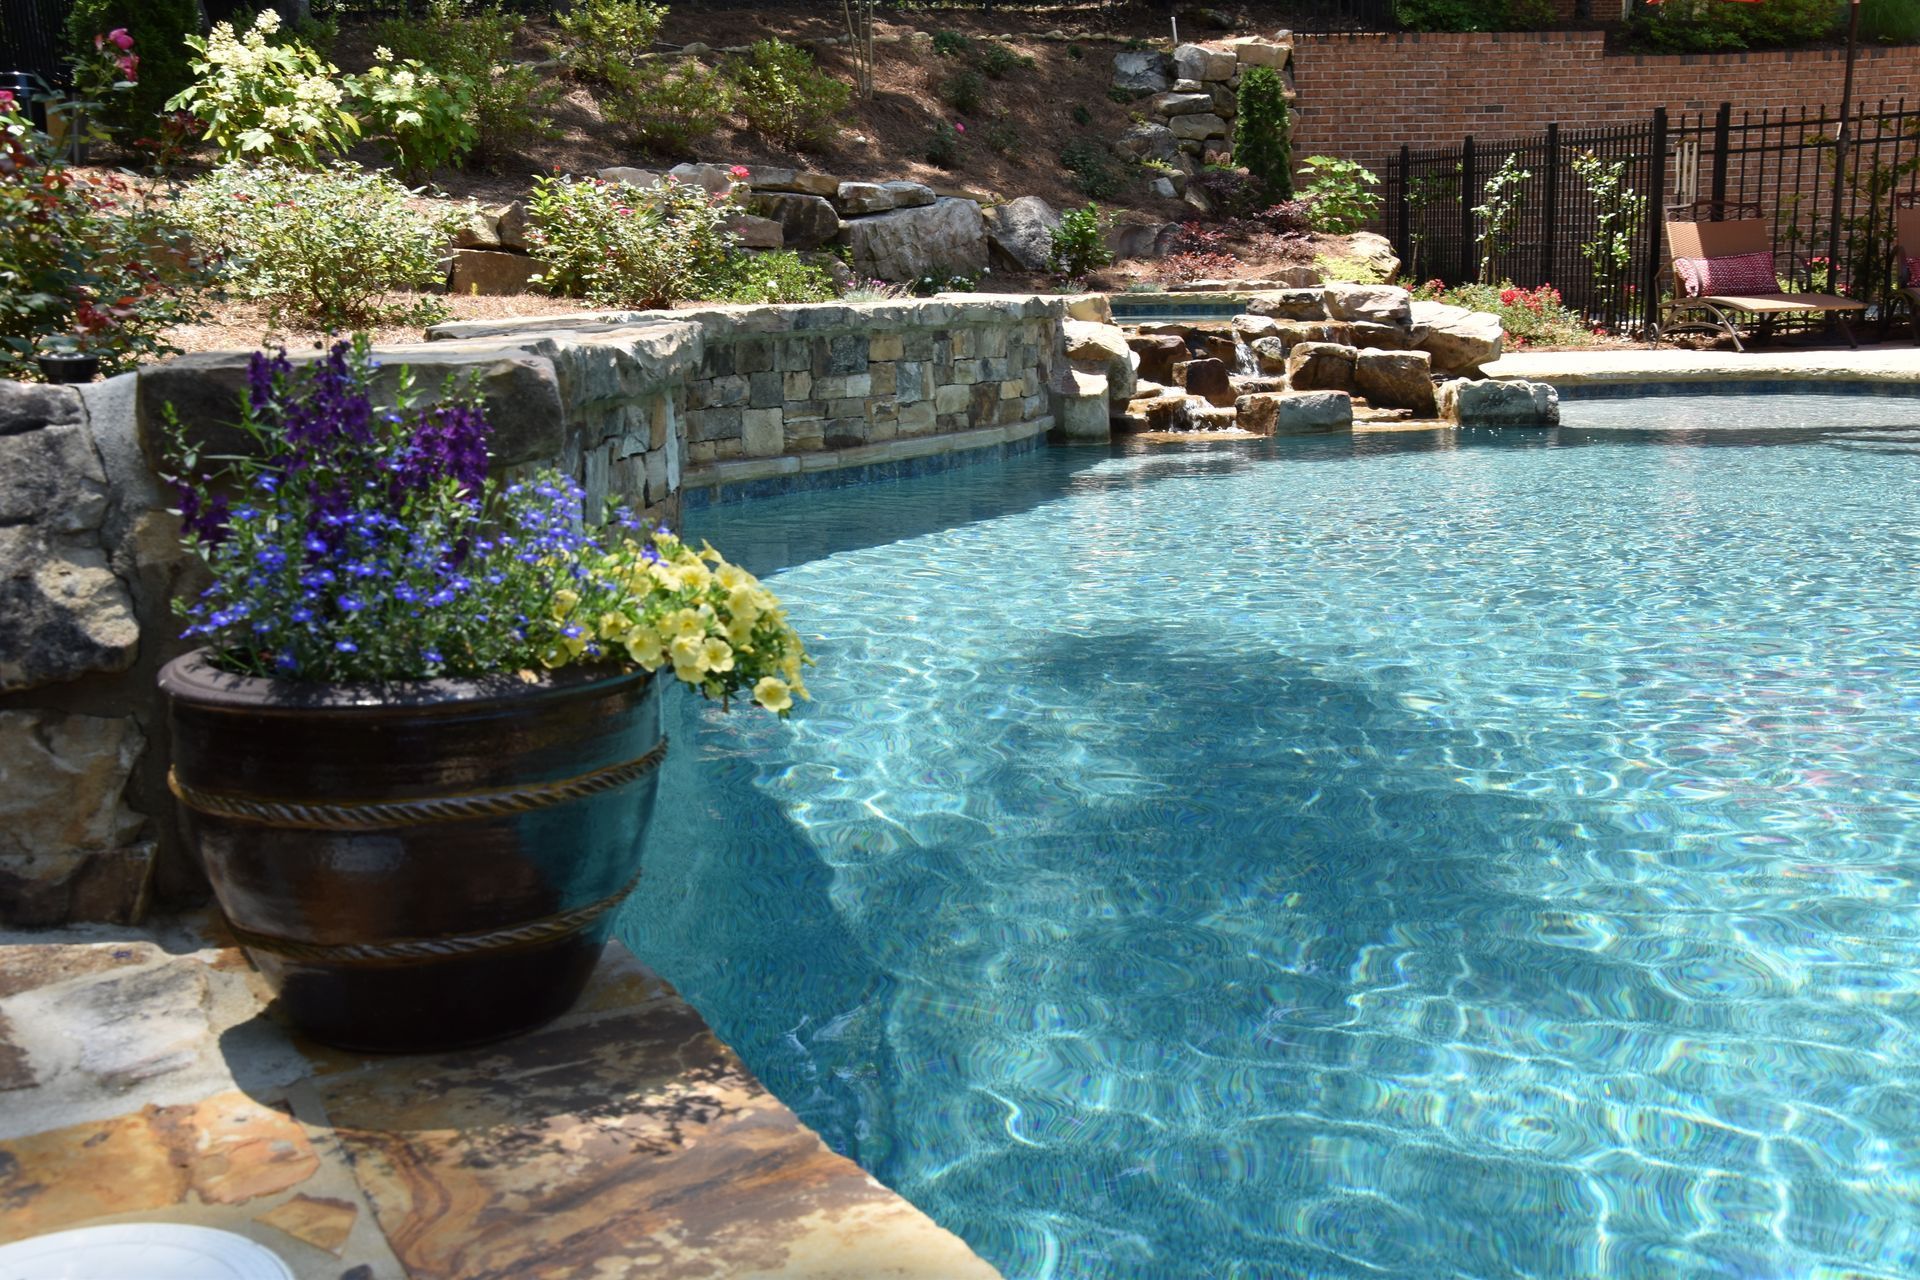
[0,296,1072,926]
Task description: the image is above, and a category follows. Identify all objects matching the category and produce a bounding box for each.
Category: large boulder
[1053,369,1111,443]
[1115,122,1181,165]
[1247,289,1327,321]
[985,196,1060,272]
[836,181,899,216]
[1249,336,1290,374]
[1411,300,1504,376]
[1323,282,1412,328]
[1355,349,1436,417]
[1168,113,1228,141]
[1064,319,1138,405]
[1224,36,1290,68]
[1107,219,1181,260]
[728,214,784,250]
[1175,356,1236,407]
[1173,43,1235,82]
[1285,341,1358,393]
[1348,231,1402,283]
[597,166,662,189]
[836,197,988,282]
[749,192,841,249]
[745,166,840,197]
[1128,333,1190,384]
[1150,92,1216,117]
[449,249,539,295]
[1112,51,1174,97]
[1236,390,1352,435]
[1439,378,1560,427]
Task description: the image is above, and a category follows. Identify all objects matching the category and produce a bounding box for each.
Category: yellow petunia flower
[753,676,793,713]
[701,637,735,673]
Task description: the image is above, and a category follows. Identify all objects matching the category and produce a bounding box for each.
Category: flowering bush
[66,0,200,129]
[1412,279,1601,348]
[349,48,478,177]
[373,0,560,168]
[168,161,464,327]
[167,9,358,165]
[0,98,208,378]
[724,38,849,151]
[167,337,812,712]
[524,172,735,308]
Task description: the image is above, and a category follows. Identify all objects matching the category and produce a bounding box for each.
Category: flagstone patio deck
[0,920,1000,1280]
[1487,340,1920,385]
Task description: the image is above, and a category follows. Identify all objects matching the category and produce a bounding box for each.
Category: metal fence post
[1540,123,1560,288]
[1643,107,1668,335]
[1395,145,1412,274]
[1460,134,1477,284]
[1710,102,1731,209]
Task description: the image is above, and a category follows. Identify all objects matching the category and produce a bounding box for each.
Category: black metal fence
[0,0,74,89]
[1386,99,1920,334]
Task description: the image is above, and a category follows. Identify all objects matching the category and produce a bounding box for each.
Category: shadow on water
[616,614,1710,1279]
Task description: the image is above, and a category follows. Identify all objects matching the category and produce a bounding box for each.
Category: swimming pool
[618,390,1920,1280]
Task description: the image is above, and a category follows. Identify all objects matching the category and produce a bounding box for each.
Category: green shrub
[602,61,729,155]
[524,172,736,308]
[168,10,359,164]
[1106,83,1135,104]
[925,122,962,168]
[1862,0,1920,42]
[931,30,971,56]
[1070,104,1092,126]
[1394,0,1516,30]
[724,39,849,151]
[0,102,208,377]
[1234,66,1293,200]
[1623,0,1838,50]
[554,0,665,88]
[939,68,985,115]
[981,119,1019,155]
[65,0,199,132]
[1300,156,1380,234]
[1047,203,1114,278]
[350,52,478,177]
[373,0,560,167]
[1067,42,1084,59]
[978,43,1032,79]
[713,251,839,303]
[1060,137,1124,199]
[168,161,460,327]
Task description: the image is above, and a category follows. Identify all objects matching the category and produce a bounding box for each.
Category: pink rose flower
[107,28,134,50]
[729,165,750,179]
[954,121,966,133]
[0,90,14,108]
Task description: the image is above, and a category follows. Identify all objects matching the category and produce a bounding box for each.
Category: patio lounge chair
[1658,201,1865,352]
[1892,195,1920,345]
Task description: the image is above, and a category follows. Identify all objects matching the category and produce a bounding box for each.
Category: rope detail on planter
[224,868,647,966]
[167,737,670,830]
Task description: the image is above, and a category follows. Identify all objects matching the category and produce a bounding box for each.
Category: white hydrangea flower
[253,8,281,34]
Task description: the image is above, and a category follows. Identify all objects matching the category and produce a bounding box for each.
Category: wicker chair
[1657,200,1865,351]
[1891,194,1920,346]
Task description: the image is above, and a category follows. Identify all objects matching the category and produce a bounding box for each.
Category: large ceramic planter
[159,652,666,1052]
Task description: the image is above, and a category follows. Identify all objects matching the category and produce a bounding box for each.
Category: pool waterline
[620,392,1920,1280]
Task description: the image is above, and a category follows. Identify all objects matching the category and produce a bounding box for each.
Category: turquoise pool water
[618,391,1920,1280]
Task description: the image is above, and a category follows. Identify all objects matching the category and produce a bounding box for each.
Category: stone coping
[428,293,1073,345]
[0,921,1002,1279]
[685,417,1051,507]
[1485,345,1920,387]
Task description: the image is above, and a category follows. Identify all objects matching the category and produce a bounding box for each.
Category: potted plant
[158,338,811,1052]
[34,334,101,383]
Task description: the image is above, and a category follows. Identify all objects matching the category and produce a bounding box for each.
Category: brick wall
[1291,32,1920,170]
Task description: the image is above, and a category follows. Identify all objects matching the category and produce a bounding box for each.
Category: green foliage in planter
[373,0,560,168]
[1060,137,1124,199]
[1048,203,1114,278]
[65,0,199,131]
[0,105,208,378]
[1300,155,1381,235]
[713,251,840,303]
[168,161,460,327]
[601,61,730,156]
[168,9,359,164]
[723,39,849,151]
[554,0,665,88]
[349,51,478,177]
[939,67,986,115]
[524,172,736,308]
[1622,0,1838,51]
[1233,65,1293,200]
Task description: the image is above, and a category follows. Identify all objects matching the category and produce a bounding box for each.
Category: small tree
[1233,66,1292,201]
[1472,152,1530,282]
[1570,149,1636,322]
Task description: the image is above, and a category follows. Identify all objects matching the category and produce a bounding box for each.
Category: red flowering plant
[0,95,209,378]
[48,27,140,157]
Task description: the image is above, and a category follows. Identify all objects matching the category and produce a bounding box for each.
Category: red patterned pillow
[1695,250,1780,296]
